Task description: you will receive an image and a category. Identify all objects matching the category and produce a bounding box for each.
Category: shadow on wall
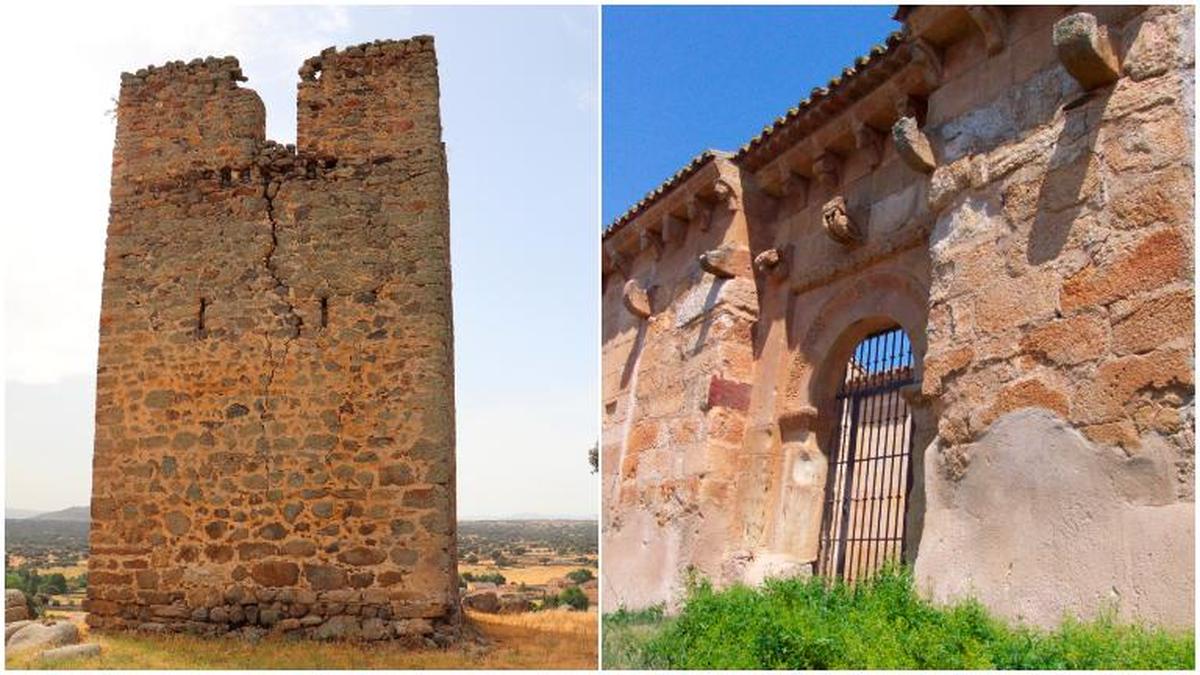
[1027,88,1112,265]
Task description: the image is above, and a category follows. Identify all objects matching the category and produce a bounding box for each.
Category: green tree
[559,586,589,611]
[42,573,68,595]
[567,568,595,584]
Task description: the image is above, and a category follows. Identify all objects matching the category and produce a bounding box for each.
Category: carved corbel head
[821,195,863,246]
[712,178,741,212]
[753,245,791,282]
[698,245,751,279]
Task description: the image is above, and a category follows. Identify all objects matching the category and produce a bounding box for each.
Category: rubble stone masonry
[87,37,459,642]
[602,6,1193,628]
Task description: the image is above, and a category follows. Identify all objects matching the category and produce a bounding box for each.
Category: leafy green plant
[603,565,1194,670]
[559,586,589,611]
[567,568,595,584]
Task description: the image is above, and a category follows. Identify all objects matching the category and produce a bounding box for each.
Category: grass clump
[603,565,1194,670]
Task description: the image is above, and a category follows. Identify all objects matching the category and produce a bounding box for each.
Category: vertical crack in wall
[257,150,303,497]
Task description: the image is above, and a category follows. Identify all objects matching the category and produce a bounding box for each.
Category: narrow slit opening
[197,297,209,338]
[319,296,329,329]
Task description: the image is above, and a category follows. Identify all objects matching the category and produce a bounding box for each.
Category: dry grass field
[33,562,88,578]
[6,608,597,670]
[460,563,587,586]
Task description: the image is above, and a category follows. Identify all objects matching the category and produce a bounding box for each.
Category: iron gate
[816,326,916,582]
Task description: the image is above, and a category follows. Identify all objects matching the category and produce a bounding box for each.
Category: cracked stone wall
[87,37,458,642]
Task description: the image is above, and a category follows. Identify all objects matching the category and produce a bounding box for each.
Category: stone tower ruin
[602,6,1193,629]
[87,37,458,642]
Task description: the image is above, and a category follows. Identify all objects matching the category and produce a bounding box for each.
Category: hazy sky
[2,5,599,518]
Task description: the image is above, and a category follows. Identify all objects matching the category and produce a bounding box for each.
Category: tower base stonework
[87,38,459,642]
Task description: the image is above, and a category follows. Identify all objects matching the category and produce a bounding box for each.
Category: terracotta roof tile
[602,150,730,239]
[604,25,909,239]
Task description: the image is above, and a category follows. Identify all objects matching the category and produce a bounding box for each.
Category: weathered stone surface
[1060,228,1189,311]
[622,279,652,319]
[40,644,102,662]
[250,561,300,587]
[7,621,81,652]
[5,620,32,642]
[1053,13,1121,91]
[698,246,751,279]
[87,37,458,641]
[892,116,937,173]
[461,591,499,614]
[313,615,361,641]
[304,564,348,591]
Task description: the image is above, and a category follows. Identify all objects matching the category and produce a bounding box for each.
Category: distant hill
[30,506,90,522]
[4,508,45,520]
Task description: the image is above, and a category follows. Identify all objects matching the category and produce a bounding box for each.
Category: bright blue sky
[4,6,598,519]
[602,5,900,224]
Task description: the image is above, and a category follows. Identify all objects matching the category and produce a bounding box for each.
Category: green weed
[602,565,1194,670]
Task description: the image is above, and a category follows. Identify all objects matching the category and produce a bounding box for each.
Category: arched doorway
[815,325,916,582]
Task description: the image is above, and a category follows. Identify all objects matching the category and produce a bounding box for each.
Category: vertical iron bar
[858,334,884,579]
[834,395,861,579]
[871,329,897,573]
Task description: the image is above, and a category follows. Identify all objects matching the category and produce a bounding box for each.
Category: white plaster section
[915,409,1194,629]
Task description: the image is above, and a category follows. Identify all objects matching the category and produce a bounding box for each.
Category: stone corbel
[812,153,840,190]
[821,195,864,246]
[661,212,687,245]
[967,6,1008,56]
[686,197,713,232]
[852,118,884,169]
[909,38,943,89]
[1053,12,1121,91]
[698,245,752,279]
[759,162,807,200]
[638,225,663,259]
[622,279,652,319]
[892,116,937,173]
[753,245,791,282]
[712,178,742,213]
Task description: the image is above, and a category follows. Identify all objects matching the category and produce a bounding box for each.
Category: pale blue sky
[3,5,599,519]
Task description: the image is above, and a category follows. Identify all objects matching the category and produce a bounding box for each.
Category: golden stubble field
[6,607,597,670]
